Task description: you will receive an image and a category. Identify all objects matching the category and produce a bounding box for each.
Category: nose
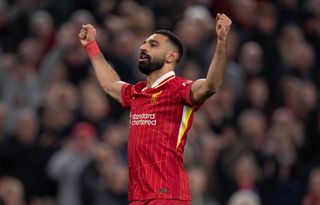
[139,43,147,51]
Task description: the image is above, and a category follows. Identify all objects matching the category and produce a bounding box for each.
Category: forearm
[80,25,124,103]
[90,53,120,91]
[86,42,124,103]
[205,39,227,91]
[190,13,231,105]
[47,150,73,179]
[190,39,227,105]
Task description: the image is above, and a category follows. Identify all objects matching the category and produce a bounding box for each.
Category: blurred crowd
[0,0,319,205]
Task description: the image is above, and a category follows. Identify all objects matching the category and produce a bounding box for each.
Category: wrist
[217,38,227,43]
[85,40,101,59]
[217,38,227,46]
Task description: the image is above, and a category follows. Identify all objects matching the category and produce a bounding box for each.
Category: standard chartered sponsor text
[130,113,156,126]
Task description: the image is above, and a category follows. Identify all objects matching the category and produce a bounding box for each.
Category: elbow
[206,88,217,96]
[207,81,222,94]
[201,85,217,99]
[100,79,121,95]
[101,83,112,94]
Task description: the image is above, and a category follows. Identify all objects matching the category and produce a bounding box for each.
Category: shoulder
[135,81,147,87]
[125,81,147,91]
[169,76,193,88]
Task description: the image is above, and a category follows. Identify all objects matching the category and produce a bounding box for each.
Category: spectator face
[280,76,316,118]
[56,22,79,49]
[292,41,315,74]
[255,2,277,36]
[118,1,154,37]
[176,18,202,50]
[93,143,117,166]
[96,0,116,17]
[42,82,78,131]
[270,108,304,161]
[238,109,266,141]
[70,9,95,29]
[233,154,258,188]
[308,169,320,196]
[102,165,128,194]
[30,10,54,39]
[0,177,25,205]
[81,86,110,122]
[246,78,269,109]
[239,41,263,75]
[14,110,38,144]
[111,165,128,194]
[278,24,304,67]
[102,124,127,149]
[227,190,261,205]
[18,38,41,66]
[200,136,221,167]
[71,122,97,153]
[232,0,257,28]
[111,30,136,59]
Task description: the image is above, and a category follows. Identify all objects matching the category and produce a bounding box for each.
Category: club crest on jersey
[151,90,162,104]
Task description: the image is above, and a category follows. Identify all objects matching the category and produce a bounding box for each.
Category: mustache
[140,51,151,59]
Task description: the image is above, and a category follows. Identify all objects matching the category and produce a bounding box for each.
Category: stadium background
[0,0,319,204]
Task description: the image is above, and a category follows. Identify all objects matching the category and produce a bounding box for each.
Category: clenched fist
[216,13,232,41]
[79,24,97,47]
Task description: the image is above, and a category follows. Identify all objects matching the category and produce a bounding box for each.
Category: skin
[79,13,232,105]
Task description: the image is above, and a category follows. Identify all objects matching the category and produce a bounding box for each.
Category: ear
[166,51,179,64]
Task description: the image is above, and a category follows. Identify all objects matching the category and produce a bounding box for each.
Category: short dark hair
[153,29,184,63]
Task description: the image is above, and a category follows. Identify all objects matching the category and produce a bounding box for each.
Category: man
[79,13,232,205]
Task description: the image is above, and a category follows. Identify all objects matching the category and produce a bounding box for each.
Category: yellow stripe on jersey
[176,106,193,148]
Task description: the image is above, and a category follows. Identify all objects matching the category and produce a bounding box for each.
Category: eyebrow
[145,39,160,46]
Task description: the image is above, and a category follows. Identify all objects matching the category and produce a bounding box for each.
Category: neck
[146,65,174,88]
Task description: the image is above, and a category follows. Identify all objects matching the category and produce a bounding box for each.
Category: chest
[128,88,184,128]
[130,89,177,113]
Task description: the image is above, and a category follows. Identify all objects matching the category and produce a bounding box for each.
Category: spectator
[188,166,219,205]
[79,143,127,205]
[0,177,25,205]
[227,190,260,205]
[302,167,320,205]
[0,109,55,202]
[47,122,97,205]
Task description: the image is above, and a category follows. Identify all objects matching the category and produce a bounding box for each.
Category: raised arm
[79,24,125,103]
[190,13,232,105]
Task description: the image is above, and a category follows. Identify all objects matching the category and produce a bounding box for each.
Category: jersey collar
[151,71,175,88]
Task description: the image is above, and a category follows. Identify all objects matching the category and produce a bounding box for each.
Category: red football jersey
[121,71,200,202]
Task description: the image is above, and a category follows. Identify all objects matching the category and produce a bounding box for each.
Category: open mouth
[139,52,150,61]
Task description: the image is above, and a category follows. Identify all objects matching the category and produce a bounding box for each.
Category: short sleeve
[121,83,132,109]
[178,79,201,109]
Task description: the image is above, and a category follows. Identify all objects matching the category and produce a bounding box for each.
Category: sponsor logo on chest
[130,113,157,126]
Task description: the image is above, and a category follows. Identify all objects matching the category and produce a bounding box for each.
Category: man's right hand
[79,24,97,47]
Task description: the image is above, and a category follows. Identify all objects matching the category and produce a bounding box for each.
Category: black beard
[138,57,165,75]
